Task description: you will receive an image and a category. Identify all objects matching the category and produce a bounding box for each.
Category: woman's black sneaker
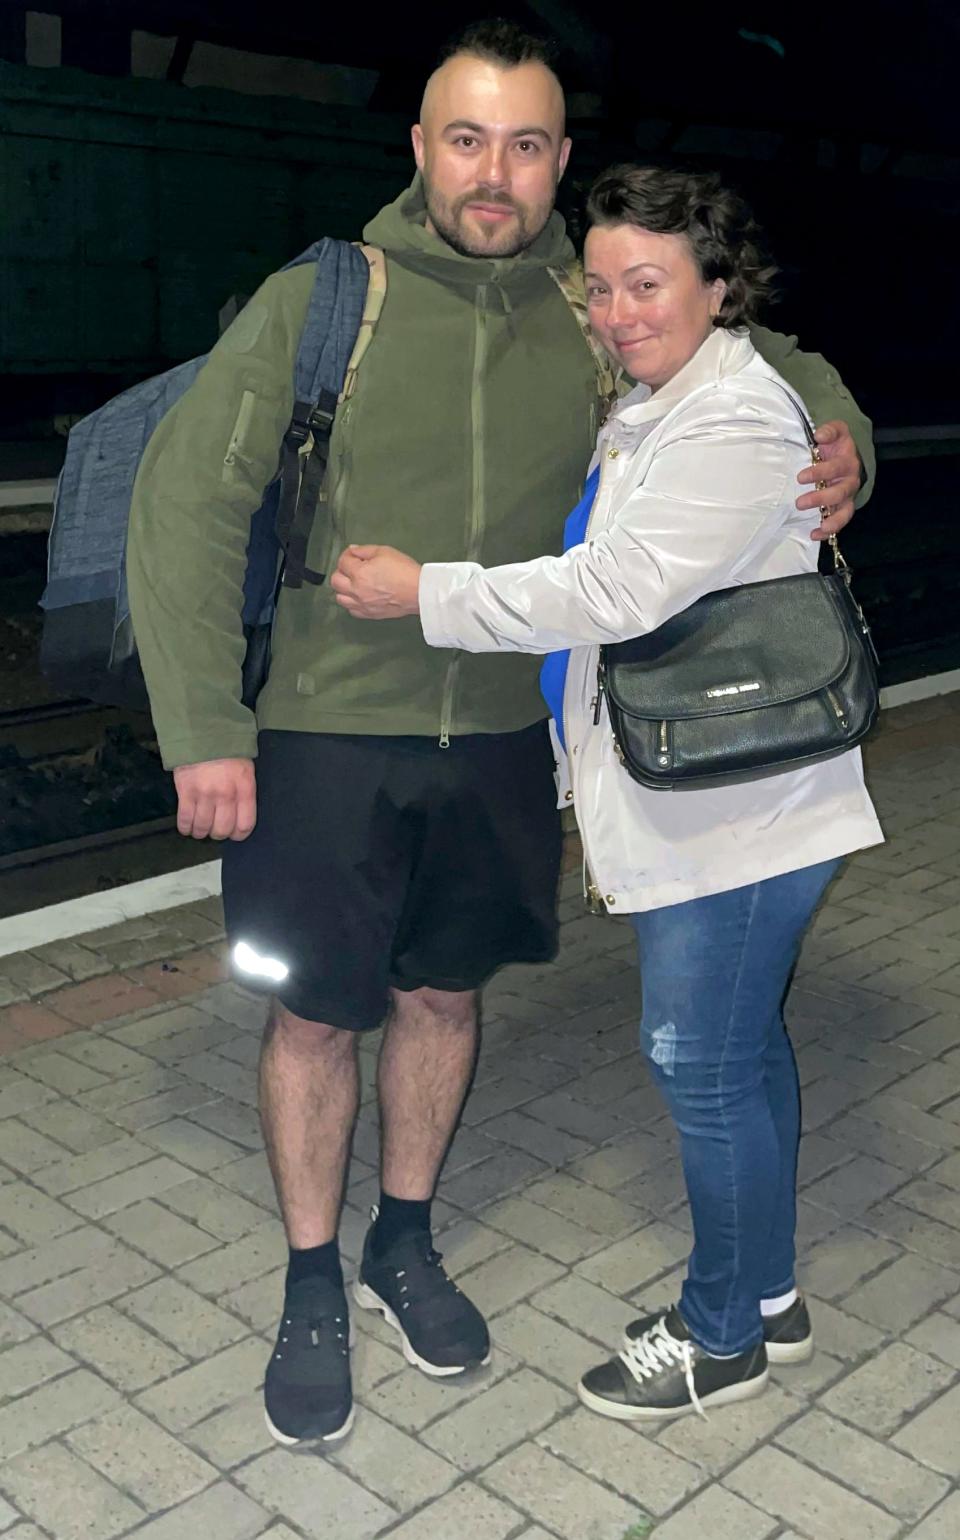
[760,1295,814,1364]
[624,1295,814,1366]
[264,1274,354,1445]
[581,1306,768,1422]
[353,1219,490,1377]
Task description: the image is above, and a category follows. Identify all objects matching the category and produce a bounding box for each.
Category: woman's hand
[796,420,863,540]
[330,545,422,619]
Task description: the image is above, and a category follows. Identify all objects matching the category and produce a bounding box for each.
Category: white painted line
[0,860,221,960]
[0,479,57,508]
[0,672,957,960]
[880,669,960,709]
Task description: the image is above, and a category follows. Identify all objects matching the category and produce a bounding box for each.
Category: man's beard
[423,179,551,258]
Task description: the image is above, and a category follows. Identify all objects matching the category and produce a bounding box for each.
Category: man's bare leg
[259,1000,360,1445]
[355,984,490,1372]
[259,1000,360,1246]
[378,985,480,1198]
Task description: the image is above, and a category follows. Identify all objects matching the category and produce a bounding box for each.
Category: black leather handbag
[597,401,880,791]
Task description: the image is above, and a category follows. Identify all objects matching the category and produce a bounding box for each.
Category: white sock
[761,1287,798,1317]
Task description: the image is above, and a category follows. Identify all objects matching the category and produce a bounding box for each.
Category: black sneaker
[353,1219,490,1377]
[264,1274,354,1445]
[760,1295,814,1364]
[624,1295,813,1366]
[580,1306,768,1421]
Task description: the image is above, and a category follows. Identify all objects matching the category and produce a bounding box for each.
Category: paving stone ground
[0,693,958,1539]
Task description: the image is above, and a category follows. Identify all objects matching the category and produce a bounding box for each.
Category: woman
[330,166,884,1422]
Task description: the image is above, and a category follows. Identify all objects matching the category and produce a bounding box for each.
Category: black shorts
[221,724,562,1031]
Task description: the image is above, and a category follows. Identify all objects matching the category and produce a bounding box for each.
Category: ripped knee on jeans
[642,1018,678,1077]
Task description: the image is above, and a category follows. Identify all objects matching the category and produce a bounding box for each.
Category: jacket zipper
[565,443,618,911]
[327,397,355,551]
[439,280,489,747]
[593,658,606,724]
[223,389,257,475]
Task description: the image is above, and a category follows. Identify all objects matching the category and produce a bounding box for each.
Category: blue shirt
[538,466,600,750]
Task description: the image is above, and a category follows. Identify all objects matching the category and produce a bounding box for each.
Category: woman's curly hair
[586,165,778,328]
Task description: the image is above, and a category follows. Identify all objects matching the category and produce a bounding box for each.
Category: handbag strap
[771,382,850,577]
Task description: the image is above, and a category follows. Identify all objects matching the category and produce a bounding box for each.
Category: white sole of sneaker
[264,1404,356,1446]
[577,1367,769,1422]
[352,1279,491,1378]
[765,1336,814,1365]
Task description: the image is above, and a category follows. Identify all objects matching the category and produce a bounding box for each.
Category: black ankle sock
[286,1239,343,1290]
[371,1193,432,1255]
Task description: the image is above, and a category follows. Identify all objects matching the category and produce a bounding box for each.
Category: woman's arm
[418,395,799,656]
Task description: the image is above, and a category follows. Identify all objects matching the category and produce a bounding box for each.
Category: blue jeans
[631,859,841,1356]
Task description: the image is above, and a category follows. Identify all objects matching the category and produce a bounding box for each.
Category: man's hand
[331,545,422,619]
[173,758,256,841]
[796,420,864,541]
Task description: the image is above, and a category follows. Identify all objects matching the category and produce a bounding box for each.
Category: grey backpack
[40,237,377,712]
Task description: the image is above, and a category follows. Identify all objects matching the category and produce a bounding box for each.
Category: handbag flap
[604,573,852,721]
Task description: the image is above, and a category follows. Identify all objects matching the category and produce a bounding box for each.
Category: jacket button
[606,895,616,906]
[607,447,620,460]
[564,790,573,801]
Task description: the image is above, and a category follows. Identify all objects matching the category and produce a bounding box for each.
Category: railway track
[0,698,91,727]
[0,693,176,898]
[0,814,178,876]
[0,697,101,749]
[0,697,153,760]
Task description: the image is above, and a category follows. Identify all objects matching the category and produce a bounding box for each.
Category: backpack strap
[280,245,386,590]
[275,238,372,590]
[547,261,620,419]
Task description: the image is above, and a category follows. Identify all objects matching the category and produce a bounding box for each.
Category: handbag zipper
[658,719,671,766]
[825,687,848,729]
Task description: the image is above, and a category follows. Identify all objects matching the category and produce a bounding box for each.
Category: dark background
[1,1,958,425]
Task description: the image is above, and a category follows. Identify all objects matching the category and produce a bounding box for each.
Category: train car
[0,58,411,385]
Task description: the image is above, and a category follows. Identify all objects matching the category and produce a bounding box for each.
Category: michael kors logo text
[705,682,762,698]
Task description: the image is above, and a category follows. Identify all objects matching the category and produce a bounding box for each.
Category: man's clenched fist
[173,758,257,841]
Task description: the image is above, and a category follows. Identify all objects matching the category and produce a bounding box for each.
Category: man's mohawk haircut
[437,17,561,76]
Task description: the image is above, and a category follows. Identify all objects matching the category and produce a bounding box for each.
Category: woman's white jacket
[419,327,883,913]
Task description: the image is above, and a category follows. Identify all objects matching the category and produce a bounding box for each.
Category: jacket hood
[363,173,574,288]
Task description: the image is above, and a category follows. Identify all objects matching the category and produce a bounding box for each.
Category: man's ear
[558,135,573,182]
[411,124,426,172]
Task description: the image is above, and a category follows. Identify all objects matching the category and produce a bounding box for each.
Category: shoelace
[393,1243,463,1314]
[275,1311,349,1360]
[618,1317,708,1421]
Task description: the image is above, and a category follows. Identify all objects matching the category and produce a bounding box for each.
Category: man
[127,20,873,1446]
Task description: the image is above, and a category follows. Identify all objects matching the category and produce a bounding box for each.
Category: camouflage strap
[548,261,619,417]
[341,244,388,401]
